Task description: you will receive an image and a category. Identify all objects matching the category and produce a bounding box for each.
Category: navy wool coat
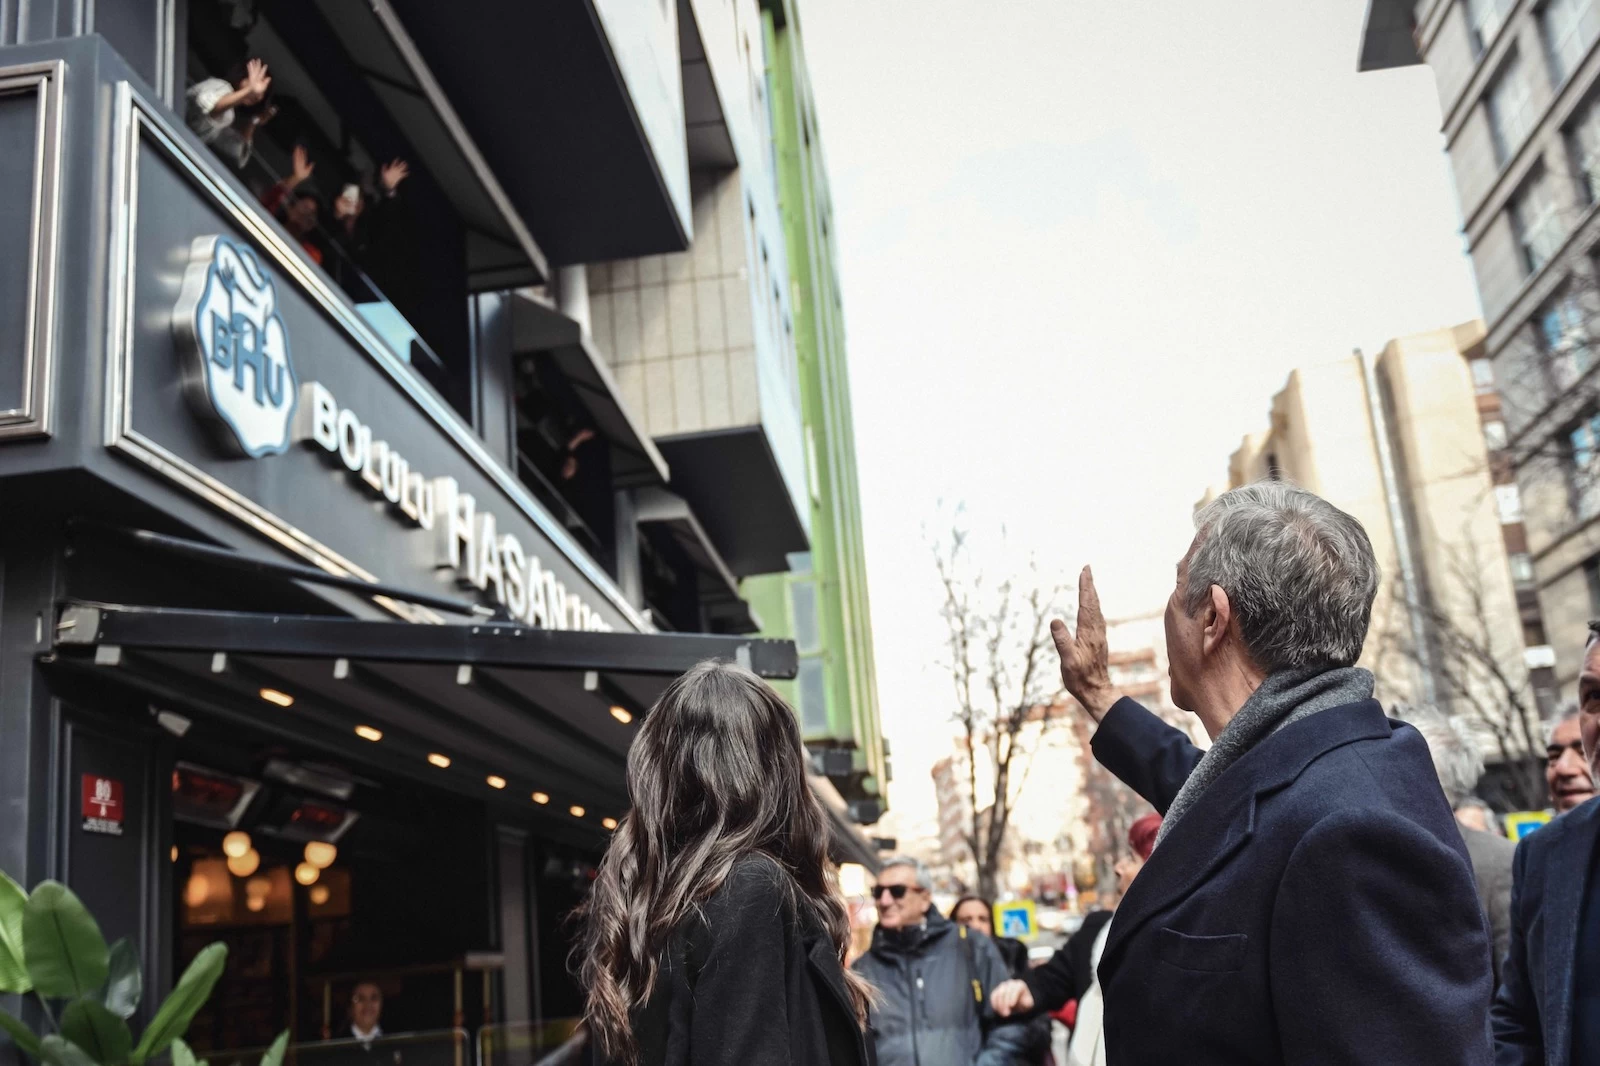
[1491,795,1600,1065]
[1090,696,1494,1065]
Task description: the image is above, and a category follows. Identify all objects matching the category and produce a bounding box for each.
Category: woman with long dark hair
[578,660,875,1066]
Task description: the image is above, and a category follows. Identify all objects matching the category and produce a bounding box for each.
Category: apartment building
[1359,0,1600,698]
[1203,324,1547,807]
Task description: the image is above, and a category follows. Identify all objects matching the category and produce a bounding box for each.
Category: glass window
[1544,0,1600,83]
[1511,170,1566,274]
[1488,54,1537,165]
[790,580,821,655]
[1509,552,1537,586]
[1571,411,1600,517]
[797,658,829,736]
[1469,0,1515,55]
[1496,483,1525,524]
[1471,358,1498,392]
[1568,96,1600,202]
[1484,419,1510,450]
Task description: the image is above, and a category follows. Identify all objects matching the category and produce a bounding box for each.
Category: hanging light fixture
[222,830,251,859]
[294,862,320,886]
[609,706,633,725]
[226,848,261,878]
[530,792,549,805]
[304,841,337,869]
[184,873,210,908]
[246,896,266,913]
[486,775,507,790]
[427,753,451,768]
[309,884,331,906]
[246,876,271,899]
[601,817,618,831]
[569,805,586,818]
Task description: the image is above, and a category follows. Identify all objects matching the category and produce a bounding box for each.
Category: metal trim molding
[101,81,648,632]
[0,60,65,440]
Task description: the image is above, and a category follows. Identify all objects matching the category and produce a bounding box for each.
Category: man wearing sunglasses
[852,857,1030,1065]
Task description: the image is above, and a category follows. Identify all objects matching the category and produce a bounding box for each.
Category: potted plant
[0,871,285,1066]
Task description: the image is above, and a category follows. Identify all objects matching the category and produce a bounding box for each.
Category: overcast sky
[794,0,1484,822]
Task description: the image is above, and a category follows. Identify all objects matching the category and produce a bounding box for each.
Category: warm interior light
[609,706,633,725]
[530,792,549,805]
[259,688,294,708]
[427,753,451,768]
[226,848,261,878]
[569,806,586,818]
[304,841,337,869]
[246,895,266,913]
[486,775,507,790]
[246,876,271,899]
[170,845,179,863]
[221,830,252,859]
[294,862,320,886]
[354,725,383,742]
[309,884,331,906]
[601,817,618,831]
[184,873,209,908]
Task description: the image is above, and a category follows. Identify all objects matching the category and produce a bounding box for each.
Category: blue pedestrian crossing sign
[994,900,1037,941]
[1504,810,1552,840]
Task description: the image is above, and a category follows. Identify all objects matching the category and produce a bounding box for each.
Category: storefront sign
[174,237,299,458]
[109,93,641,632]
[296,382,611,631]
[81,774,124,836]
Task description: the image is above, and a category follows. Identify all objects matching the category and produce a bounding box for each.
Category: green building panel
[748,0,885,814]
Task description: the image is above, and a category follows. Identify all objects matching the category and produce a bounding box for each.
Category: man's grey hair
[879,855,933,892]
[1395,704,1484,809]
[1548,703,1580,747]
[1185,482,1380,672]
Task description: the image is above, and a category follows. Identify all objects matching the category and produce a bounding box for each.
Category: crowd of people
[573,480,1600,1064]
[184,56,419,313]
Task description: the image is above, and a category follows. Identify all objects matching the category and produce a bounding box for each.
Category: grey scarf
[1154,665,1375,847]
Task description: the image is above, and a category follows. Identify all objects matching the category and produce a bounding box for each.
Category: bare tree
[932,523,1066,899]
[1373,529,1546,811]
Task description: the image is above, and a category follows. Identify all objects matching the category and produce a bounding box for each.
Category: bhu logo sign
[81,775,124,836]
[174,236,299,457]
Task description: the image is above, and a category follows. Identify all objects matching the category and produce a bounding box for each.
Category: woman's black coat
[616,855,871,1066]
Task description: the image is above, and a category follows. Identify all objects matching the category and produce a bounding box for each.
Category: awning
[511,294,670,487]
[633,487,757,635]
[655,430,810,578]
[50,603,796,841]
[1356,0,1422,72]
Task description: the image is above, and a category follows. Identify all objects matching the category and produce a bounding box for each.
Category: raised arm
[1051,566,1201,810]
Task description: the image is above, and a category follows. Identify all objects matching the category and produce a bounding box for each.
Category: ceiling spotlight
[569,805,586,818]
[486,775,507,789]
[609,706,633,725]
[427,753,451,769]
[259,688,294,708]
[531,792,549,805]
[222,831,252,859]
[304,841,337,869]
[354,725,383,742]
[226,848,261,878]
[601,817,618,831]
[294,862,320,886]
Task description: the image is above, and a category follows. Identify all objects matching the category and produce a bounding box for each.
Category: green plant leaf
[0,870,31,993]
[39,1037,100,1066]
[100,941,140,1019]
[169,1040,197,1066]
[257,1031,288,1066]
[128,944,226,1066]
[22,883,109,999]
[61,998,132,1066]
[0,1007,42,1060]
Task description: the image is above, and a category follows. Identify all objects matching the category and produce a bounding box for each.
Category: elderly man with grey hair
[1402,705,1515,986]
[853,856,1025,1066]
[995,482,1492,1064]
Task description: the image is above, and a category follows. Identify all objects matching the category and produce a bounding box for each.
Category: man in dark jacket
[1492,625,1600,1064]
[853,857,1025,1066]
[995,482,1493,1064]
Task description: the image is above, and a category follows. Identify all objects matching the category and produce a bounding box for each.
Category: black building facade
[0,5,874,1060]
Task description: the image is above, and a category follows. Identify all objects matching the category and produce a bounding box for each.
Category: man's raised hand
[1051,565,1122,721]
[990,979,1034,1018]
